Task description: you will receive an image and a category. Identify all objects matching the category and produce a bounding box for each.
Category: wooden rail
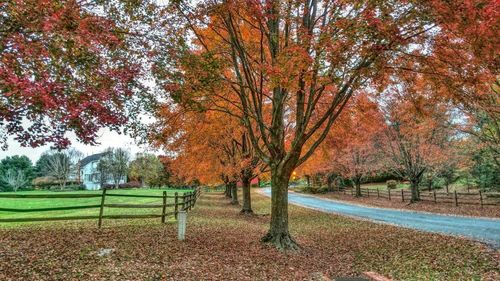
[0,187,202,227]
[341,187,499,207]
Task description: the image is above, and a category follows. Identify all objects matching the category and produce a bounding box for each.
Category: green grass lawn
[0,188,192,228]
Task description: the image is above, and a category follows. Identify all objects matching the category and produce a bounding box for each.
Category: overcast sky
[0,129,152,163]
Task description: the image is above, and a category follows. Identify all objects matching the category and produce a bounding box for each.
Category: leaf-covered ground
[312,191,500,218]
[0,190,498,280]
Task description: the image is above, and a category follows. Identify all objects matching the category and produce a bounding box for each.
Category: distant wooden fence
[0,187,202,227]
[342,187,500,207]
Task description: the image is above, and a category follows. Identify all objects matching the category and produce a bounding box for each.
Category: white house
[79,153,126,190]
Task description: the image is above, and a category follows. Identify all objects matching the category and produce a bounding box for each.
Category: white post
[178,211,187,241]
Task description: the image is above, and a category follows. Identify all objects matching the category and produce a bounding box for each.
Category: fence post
[182,194,186,211]
[174,192,179,219]
[191,192,194,209]
[454,190,458,207]
[388,189,391,201]
[98,188,107,228]
[377,188,380,198]
[367,189,370,197]
[401,189,404,202]
[192,191,195,208]
[479,190,483,208]
[161,191,167,223]
[433,190,437,203]
[177,211,187,241]
[189,192,193,210]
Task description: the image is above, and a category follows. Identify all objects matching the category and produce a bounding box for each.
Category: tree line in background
[0,149,173,191]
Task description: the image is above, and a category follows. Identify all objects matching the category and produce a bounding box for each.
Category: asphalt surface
[260,188,500,247]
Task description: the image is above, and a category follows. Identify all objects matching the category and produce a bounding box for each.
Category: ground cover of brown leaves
[313,192,500,218]
[0,191,498,281]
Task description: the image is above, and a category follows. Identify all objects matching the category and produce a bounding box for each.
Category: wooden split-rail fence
[0,187,202,227]
[341,187,500,207]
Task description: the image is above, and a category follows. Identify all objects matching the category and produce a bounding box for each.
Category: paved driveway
[260,188,500,248]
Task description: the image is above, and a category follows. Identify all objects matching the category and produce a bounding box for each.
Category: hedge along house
[79,152,126,190]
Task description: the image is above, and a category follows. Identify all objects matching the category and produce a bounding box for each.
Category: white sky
[0,129,149,163]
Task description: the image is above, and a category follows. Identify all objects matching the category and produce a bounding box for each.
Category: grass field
[0,188,192,228]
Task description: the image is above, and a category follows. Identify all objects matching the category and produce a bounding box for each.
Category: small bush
[299,185,328,194]
[387,180,398,189]
[119,181,142,189]
[32,176,57,189]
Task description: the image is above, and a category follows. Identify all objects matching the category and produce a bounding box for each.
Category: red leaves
[0,0,140,149]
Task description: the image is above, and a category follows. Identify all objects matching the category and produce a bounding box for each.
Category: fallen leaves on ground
[0,191,498,281]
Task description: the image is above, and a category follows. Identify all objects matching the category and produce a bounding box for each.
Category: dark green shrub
[387,180,398,189]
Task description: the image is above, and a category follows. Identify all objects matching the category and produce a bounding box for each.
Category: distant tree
[461,105,499,192]
[129,153,165,187]
[469,145,500,192]
[329,95,386,197]
[97,155,111,188]
[45,149,83,189]
[381,77,455,202]
[1,169,28,192]
[0,155,34,191]
[102,148,130,189]
[34,153,52,178]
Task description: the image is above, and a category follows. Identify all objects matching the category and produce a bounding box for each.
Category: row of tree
[298,88,499,198]
[146,0,498,251]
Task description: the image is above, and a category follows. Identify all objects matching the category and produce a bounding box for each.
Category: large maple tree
[0,0,157,148]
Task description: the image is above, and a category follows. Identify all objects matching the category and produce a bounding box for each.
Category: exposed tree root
[240,209,254,215]
[261,231,300,251]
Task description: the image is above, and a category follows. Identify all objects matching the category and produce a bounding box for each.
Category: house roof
[80,152,108,167]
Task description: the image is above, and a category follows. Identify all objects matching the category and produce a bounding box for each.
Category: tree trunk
[230,182,239,205]
[410,179,420,202]
[327,174,334,192]
[306,175,310,187]
[224,182,232,198]
[241,177,253,214]
[261,168,299,251]
[354,179,362,197]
